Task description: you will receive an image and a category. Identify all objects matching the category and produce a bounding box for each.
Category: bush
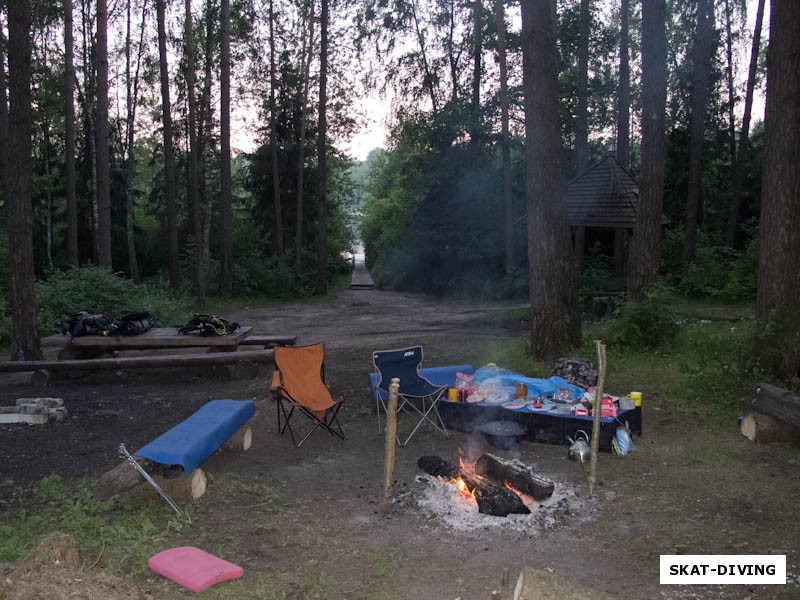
[604,285,680,349]
[35,266,187,336]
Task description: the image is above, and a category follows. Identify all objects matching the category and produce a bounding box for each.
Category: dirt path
[1,285,799,599]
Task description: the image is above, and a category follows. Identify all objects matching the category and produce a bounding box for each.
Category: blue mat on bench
[136,399,255,474]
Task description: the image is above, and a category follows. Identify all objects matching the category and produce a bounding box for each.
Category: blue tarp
[472,364,584,400]
[136,399,255,474]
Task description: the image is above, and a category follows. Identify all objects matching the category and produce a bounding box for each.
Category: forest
[1,0,799,379]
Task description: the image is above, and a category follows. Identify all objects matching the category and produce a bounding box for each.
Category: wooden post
[383,377,399,498]
[588,340,606,497]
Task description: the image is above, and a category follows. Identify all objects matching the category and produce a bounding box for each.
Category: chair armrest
[270,370,281,392]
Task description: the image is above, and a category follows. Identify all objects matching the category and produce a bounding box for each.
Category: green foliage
[603,286,680,349]
[361,114,527,299]
[580,303,762,422]
[35,266,188,335]
[660,228,758,301]
[0,475,186,572]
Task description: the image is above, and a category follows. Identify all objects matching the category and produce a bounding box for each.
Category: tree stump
[740,412,800,444]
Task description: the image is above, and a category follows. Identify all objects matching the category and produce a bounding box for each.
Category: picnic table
[42,326,254,359]
[2,328,297,385]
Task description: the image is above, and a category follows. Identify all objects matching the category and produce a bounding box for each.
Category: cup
[515,383,528,399]
[628,391,642,407]
[448,388,458,403]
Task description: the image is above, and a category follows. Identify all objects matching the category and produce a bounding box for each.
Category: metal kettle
[567,430,591,463]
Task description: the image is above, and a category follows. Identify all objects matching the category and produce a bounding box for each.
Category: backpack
[177,314,240,336]
[116,310,153,336]
[66,312,115,342]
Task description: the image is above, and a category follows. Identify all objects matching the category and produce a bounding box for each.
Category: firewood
[417,455,530,517]
[473,453,554,501]
[740,412,800,444]
[94,456,159,501]
[752,383,800,428]
[222,425,252,452]
[131,468,207,501]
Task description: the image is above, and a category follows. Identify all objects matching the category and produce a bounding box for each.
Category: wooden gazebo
[566,155,668,275]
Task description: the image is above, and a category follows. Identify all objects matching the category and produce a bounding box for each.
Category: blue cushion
[136,399,255,474]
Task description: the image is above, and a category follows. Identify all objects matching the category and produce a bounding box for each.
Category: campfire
[417,453,555,517]
[414,452,592,533]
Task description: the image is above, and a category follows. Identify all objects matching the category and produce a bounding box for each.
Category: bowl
[479,420,526,450]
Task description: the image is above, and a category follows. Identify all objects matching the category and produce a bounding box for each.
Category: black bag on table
[177,314,240,336]
[116,310,153,336]
[65,312,115,341]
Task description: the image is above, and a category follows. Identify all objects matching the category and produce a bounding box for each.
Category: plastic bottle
[17,348,24,361]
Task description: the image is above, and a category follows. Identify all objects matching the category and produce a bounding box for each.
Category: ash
[413,474,596,535]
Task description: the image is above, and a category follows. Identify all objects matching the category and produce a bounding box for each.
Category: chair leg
[397,391,448,446]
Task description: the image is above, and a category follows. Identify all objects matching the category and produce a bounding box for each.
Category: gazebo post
[573,226,586,268]
[614,228,626,276]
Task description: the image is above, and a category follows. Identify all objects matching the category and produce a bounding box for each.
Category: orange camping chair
[271,343,345,446]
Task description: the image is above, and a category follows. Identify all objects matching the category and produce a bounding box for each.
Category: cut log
[93,456,178,501]
[417,455,531,517]
[132,468,207,501]
[752,383,800,428]
[474,453,555,501]
[513,566,614,600]
[740,412,800,444]
[222,424,253,452]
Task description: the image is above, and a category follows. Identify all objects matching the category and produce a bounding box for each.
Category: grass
[0,475,187,574]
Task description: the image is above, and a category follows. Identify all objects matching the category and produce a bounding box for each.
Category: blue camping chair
[372,346,448,446]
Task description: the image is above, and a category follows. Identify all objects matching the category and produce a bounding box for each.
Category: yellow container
[628,391,642,407]
[448,388,458,402]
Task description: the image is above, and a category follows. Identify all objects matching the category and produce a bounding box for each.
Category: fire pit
[414,452,594,533]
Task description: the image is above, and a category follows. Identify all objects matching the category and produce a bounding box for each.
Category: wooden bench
[0,349,274,385]
[95,400,256,502]
[238,334,297,348]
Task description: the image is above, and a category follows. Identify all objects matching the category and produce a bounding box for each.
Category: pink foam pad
[149,546,244,592]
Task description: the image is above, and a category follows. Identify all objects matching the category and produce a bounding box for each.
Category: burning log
[473,453,554,501]
[417,455,531,517]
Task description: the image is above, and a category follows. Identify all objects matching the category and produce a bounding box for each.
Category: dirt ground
[1,284,799,599]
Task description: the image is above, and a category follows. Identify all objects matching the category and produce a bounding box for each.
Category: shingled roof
[565,156,668,229]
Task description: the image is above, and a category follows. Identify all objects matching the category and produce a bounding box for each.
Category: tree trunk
[410,0,438,114]
[682,0,715,271]
[220,0,233,299]
[95,0,112,267]
[184,0,204,303]
[616,0,630,169]
[725,0,765,248]
[574,0,590,174]
[756,0,800,380]
[520,0,581,360]
[494,0,513,276]
[722,0,737,172]
[198,4,215,296]
[157,0,180,292]
[0,20,7,205]
[315,0,329,296]
[470,0,482,143]
[64,0,78,266]
[124,0,146,283]
[6,0,42,360]
[269,0,284,259]
[295,0,316,274]
[627,0,667,301]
